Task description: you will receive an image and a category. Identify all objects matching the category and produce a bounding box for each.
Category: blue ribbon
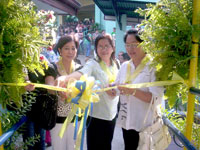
[80,106,89,150]
[71,80,99,150]
[73,109,79,140]
[71,81,86,104]
[71,81,86,143]
[0,116,27,146]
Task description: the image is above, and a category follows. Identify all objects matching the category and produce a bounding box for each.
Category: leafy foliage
[0,0,44,106]
[1,92,40,149]
[167,111,200,149]
[136,0,200,107]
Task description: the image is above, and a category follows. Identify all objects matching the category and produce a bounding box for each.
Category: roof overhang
[37,0,81,15]
[77,4,95,20]
[93,0,157,29]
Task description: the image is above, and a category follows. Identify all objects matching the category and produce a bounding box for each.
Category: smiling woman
[44,35,82,150]
[114,29,165,150]
[55,34,120,150]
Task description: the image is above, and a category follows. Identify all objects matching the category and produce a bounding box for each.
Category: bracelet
[132,89,136,96]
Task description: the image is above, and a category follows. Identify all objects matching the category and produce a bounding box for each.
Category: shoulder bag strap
[141,97,155,130]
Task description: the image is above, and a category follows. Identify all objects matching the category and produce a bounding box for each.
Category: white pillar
[115,14,127,56]
[58,15,63,25]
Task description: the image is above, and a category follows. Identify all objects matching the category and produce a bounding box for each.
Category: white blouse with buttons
[79,59,119,121]
[114,61,164,131]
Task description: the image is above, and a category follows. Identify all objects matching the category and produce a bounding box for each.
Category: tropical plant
[167,111,200,149]
[1,92,40,150]
[0,0,44,107]
[136,0,200,147]
[136,0,200,107]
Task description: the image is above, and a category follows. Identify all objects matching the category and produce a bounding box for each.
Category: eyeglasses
[98,45,111,50]
[125,43,139,49]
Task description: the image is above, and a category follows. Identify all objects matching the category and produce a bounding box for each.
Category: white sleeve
[78,59,94,76]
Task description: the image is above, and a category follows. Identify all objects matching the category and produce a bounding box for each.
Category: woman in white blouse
[56,34,119,150]
[115,29,164,150]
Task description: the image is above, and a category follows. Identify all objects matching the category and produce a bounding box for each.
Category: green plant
[0,0,44,106]
[167,111,200,149]
[136,0,200,147]
[64,15,78,23]
[1,92,39,149]
[136,0,200,107]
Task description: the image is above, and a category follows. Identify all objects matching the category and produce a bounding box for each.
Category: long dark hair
[55,35,78,55]
[94,34,115,61]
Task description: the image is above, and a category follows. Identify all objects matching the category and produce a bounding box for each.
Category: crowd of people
[56,19,99,60]
[22,20,164,150]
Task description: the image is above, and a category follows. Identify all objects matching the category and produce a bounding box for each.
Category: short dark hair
[124,29,143,43]
[94,34,115,61]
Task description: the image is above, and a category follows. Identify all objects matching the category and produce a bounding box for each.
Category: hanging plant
[0,0,44,106]
[136,0,200,107]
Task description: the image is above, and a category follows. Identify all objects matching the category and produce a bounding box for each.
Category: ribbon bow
[59,75,99,150]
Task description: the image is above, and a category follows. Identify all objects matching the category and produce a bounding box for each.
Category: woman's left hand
[106,84,117,97]
[118,85,135,95]
[106,89,117,97]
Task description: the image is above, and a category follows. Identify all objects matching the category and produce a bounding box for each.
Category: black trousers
[122,128,139,150]
[87,116,116,150]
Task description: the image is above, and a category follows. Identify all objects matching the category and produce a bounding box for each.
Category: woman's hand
[118,85,136,96]
[106,84,117,97]
[24,81,35,92]
[54,75,69,100]
[55,75,68,87]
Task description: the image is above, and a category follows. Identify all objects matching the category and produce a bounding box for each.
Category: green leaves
[0,0,44,105]
[137,1,200,146]
[136,0,200,107]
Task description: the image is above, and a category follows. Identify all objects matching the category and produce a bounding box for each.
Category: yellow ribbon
[99,60,118,83]
[58,75,99,147]
[94,72,188,93]
[0,72,188,150]
[75,104,91,150]
[125,56,150,83]
[0,82,68,92]
[57,58,74,75]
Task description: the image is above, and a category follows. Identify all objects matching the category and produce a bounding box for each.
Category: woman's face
[125,34,144,60]
[59,41,77,61]
[97,38,113,61]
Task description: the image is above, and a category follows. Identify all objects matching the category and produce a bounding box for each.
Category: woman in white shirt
[115,29,164,150]
[56,34,119,150]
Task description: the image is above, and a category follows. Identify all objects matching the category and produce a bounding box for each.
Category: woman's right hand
[55,75,70,100]
[55,75,68,88]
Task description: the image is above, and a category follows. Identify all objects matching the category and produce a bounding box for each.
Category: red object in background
[40,56,44,60]
[48,14,53,19]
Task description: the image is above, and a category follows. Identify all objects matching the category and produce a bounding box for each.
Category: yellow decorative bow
[58,75,99,150]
